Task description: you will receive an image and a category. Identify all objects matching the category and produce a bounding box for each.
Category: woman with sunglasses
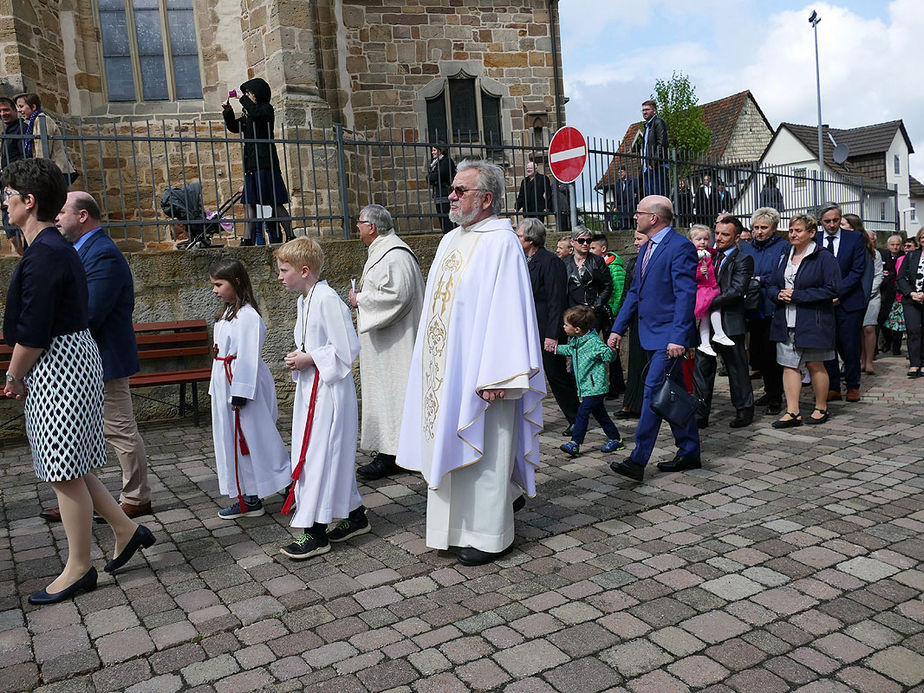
[2,158,155,605]
[564,225,613,334]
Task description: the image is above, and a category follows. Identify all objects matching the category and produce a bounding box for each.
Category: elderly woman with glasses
[563,225,613,332]
[2,158,155,605]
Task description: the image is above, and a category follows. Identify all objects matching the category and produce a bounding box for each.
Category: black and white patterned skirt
[24,330,107,482]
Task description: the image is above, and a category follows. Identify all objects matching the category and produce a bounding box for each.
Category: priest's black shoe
[513,495,526,513]
[457,544,513,566]
[28,567,98,605]
[729,408,754,428]
[562,424,573,436]
[609,458,644,482]
[357,453,399,480]
[656,455,702,472]
[104,525,156,574]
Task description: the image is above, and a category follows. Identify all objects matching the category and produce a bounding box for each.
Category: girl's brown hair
[209,258,260,321]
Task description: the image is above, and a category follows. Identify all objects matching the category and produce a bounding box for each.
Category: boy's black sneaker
[279,532,330,560]
[327,511,371,543]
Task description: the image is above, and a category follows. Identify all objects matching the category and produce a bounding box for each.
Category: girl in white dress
[208,259,291,519]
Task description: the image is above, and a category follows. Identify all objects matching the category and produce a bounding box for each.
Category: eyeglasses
[356,219,371,226]
[1,188,21,204]
[634,209,655,217]
[450,186,486,197]
[574,238,592,245]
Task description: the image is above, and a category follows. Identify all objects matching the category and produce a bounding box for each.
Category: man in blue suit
[818,203,871,403]
[42,192,151,520]
[607,195,700,481]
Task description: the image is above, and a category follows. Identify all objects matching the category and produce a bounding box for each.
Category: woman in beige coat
[15,92,77,186]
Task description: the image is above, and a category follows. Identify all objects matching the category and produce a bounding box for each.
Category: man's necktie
[826,235,836,253]
[715,252,724,273]
[641,241,654,276]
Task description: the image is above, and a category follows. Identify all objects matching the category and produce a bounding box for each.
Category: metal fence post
[335,123,351,239]
[859,178,864,221]
[670,148,678,206]
[752,162,759,209]
[812,170,818,213]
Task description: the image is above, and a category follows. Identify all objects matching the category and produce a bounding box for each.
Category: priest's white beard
[449,203,484,227]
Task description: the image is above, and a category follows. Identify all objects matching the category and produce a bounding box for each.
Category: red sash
[281,368,321,515]
[215,352,250,510]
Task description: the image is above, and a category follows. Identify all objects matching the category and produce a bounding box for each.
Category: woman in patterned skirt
[2,158,156,605]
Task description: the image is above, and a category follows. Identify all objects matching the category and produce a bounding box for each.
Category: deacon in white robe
[396,160,545,564]
[349,205,425,478]
[209,303,291,499]
[288,281,364,528]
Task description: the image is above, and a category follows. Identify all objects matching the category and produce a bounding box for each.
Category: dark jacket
[880,247,902,299]
[741,232,788,318]
[896,249,923,302]
[564,252,613,316]
[1,118,25,169]
[695,186,716,221]
[527,246,568,341]
[767,245,841,350]
[223,78,280,173]
[759,185,785,212]
[820,228,870,313]
[613,177,638,212]
[77,229,140,381]
[709,247,754,336]
[636,115,669,165]
[426,154,455,201]
[516,173,553,217]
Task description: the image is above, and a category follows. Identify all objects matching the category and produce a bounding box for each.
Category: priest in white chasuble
[349,203,425,480]
[396,159,545,566]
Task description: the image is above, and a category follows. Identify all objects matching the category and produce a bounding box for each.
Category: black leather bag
[743,277,761,312]
[650,357,703,427]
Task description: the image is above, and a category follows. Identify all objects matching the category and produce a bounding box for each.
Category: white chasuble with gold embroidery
[396,215,545,493]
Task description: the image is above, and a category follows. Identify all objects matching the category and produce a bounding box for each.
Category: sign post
[548,126,587,229]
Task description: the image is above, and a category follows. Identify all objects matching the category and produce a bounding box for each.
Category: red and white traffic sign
[548,126,587,184]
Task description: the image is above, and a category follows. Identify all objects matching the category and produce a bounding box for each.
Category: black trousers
[747,317,783,404]
[621,317,645,414]
[693,333,754,417]
[825,307,863,390]
[543,350,579,424]
[904,300,924,368]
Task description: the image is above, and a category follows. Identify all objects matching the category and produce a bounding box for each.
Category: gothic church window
[98,0,202,102]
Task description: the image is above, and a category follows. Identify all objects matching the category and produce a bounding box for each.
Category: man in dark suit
[608,195,700,481]
[819,203,871,402]
[46,192,151,519]
[634,100,669,196]
[515,160,553,222]
[612,166,638,230]
[693,216,755,428]
[695,174,716,226]
[516,218,579,434]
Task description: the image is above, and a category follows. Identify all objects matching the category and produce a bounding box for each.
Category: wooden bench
[130,320,212,426]
[0,319,212,427]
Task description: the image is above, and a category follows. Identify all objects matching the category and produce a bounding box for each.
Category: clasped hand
[285,351,314,371]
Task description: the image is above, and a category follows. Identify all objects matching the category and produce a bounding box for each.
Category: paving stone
[812,632,874,663]
[92,658,152,693]
[667,654,730,687]
[181,653,240,687]
[725,668,789,693]
[680,611,750,644]
[455,657,511,690]
[625,669,690,693]
[408,648,452,676]
[493,638,569,677]
[866,645,924,686]
[543,656,621,693]
[124,674,184,693]
[835,665,903,693]
[648,625,706,657]
[32,624,91,662]
[836,556,900,581]
[700,574,763,600]
[355,657,418,691]
[599,638,672,677]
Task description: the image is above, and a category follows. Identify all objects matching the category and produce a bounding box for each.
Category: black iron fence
[5,115,901,245]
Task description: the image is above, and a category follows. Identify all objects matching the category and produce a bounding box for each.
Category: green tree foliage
[651,72,712,157]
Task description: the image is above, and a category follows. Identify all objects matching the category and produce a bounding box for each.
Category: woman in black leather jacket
[563,225,613,330]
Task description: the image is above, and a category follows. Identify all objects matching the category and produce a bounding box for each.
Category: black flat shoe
[457,543,513,566]
[614,410,640,420]
[562,424,574,436]
[657,455,702,472]
[908,368,922,379]
[104,525,156,574]
[357,453,399,480]
[805,409,829,425]
[28,567,97,605]
[512,495,526,513]
[772,412,803,429]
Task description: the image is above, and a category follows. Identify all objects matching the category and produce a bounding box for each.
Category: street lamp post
[809,10,824,196]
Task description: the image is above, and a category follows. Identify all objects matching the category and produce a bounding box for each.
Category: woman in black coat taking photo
[223,78,292,244]
[426,143,455,233]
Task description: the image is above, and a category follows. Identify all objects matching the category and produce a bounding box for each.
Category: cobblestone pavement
[0,352,922,692]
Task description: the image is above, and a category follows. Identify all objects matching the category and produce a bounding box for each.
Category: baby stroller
[160,182,240,249]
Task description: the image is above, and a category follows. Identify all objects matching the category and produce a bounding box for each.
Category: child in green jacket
[555,306,624,456]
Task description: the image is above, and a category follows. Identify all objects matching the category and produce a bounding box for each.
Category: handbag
[743,277,761,313]
[649,357,703,428]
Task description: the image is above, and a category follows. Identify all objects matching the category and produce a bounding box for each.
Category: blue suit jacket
[612,227,697,350]
[77,230,140,381]
[822,228,870,313]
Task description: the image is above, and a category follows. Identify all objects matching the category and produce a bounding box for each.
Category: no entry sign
[548,126,587,184]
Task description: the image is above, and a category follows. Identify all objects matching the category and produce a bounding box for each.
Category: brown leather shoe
[40,506,62,522]
[845,388,861,402]
[121,501,152,518]
[826,390,842,402]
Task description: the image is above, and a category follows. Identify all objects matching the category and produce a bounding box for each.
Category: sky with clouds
[558,0,924,181]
